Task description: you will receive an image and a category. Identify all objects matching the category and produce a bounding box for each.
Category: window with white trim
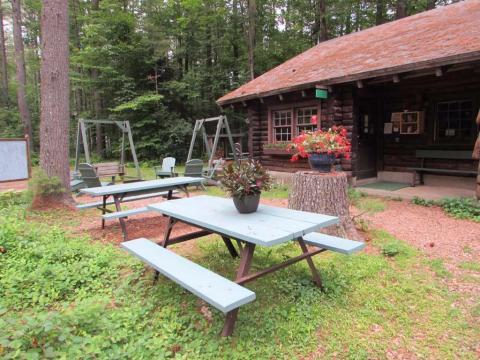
[296,107,318,134]
[271,106,319,143]
[272,110,293,142]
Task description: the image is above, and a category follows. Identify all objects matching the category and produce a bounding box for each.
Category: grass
[348,188,386,214]
[458,261,480,272]
[0,193,478,359]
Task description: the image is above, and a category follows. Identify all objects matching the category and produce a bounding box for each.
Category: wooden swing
[74,119,142,183]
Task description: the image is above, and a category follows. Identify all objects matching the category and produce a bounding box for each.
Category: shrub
[381,242,401,257]
[439,197,480,222]
[28,171,64,199]
[411,196,436,207]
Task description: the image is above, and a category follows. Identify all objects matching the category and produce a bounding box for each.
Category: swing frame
[186,115,237,178]
[74,119,141,180]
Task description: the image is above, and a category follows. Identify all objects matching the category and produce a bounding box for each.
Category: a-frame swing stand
[74,119,141,179]
[186,115,237,177]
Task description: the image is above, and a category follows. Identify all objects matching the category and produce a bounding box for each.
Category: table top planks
[79,177,203,196]
[148,195,338,247]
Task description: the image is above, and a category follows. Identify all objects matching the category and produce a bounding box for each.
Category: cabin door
[356,100,377,179]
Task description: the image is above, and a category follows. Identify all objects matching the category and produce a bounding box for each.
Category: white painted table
[80,177,204,238]
[148,195,340,335]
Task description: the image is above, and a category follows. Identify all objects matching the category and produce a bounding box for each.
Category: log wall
[361,68,480,173]
[246,87,355,174]
[242,66,480,177]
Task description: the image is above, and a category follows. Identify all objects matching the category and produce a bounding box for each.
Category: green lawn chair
[183,159,206,190]
[78,163,112,188]
[154,157,177,178]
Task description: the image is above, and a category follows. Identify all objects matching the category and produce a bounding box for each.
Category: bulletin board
[0,138,30,182]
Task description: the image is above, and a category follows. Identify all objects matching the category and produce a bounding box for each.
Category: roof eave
[217,50,480,107]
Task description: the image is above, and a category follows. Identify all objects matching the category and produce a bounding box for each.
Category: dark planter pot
[308,153,336,173]
[232,193,261,214]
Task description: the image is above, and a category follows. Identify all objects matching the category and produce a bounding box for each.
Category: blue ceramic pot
[308,153,336,173]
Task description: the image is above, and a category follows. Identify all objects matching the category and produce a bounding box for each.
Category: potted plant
[221,160,271,213]
[288,126,351,172]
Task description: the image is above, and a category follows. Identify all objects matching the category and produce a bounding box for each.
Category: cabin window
[296,107,318,133]
[436,100,474,142]
[272,110,293,141]
[270,106,319,143]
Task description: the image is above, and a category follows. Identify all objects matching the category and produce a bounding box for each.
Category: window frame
[268,102,321,144]
[434,99,475,144]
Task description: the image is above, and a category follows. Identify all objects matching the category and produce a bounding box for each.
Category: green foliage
[347,187,366,204]
[0,191,29,208]
[411,196,436,207]
[0,199,478,358]
[27,171,64,199]
[439,198,480,222]
[428,259,452,278]
[411,197,480,222]
[349,189,386,214]
[111,93,163,112]
[221,160,272,197]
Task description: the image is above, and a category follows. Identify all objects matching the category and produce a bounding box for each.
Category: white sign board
[0,139,30,182]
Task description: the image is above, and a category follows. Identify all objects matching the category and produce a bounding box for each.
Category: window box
[263,147,292,156]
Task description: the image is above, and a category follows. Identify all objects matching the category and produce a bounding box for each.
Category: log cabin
[217,1,480,193]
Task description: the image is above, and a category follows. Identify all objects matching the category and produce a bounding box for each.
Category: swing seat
[94,162,125,178]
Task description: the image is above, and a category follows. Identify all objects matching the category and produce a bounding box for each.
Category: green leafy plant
[381,242,401,257]
[28,171,64,199]
[411,196,436,207]
[439,197,480,222]
[221,160,271,198]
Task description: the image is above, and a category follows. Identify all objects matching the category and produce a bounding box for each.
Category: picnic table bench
[410,150,476,186]
[121,195,365,336]
[78,177,204,239]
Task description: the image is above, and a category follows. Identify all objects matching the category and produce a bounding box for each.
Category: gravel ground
[354,199,480,311]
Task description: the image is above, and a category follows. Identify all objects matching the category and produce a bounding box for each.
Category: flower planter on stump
[308,153,336,172]
[288,171,360,240]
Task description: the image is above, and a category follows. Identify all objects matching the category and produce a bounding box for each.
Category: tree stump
[289,171,359,240]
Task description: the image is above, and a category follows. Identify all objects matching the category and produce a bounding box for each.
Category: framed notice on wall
[0,138,30,182]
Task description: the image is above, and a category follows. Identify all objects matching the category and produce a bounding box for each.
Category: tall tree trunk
[247,0,256,80]
[0,0,8,105]
[426,0,436,10]
[12,0,33,149]
[91,0,103,157]
[395,0,407,19]
[39,0,72,198]
[314,0,328,44]
[375,0,386,25]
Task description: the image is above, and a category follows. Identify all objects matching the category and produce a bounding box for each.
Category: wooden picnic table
[79,177,204,239]
[146,195,362,336]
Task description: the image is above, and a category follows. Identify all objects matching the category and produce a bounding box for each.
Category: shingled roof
[217,0,480,105]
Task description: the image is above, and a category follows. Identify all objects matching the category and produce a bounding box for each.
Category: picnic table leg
[298,238,323,290]
[221,242,255,337]
[161,217,177,248]
[113,195,128,240]
[154,217,177,282]
[221,236,238,258]
[101,195,107,229]
[167,190,173,200]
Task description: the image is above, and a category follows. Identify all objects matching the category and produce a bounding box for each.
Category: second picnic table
[78,177,204,239]
[122,195,365,336]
